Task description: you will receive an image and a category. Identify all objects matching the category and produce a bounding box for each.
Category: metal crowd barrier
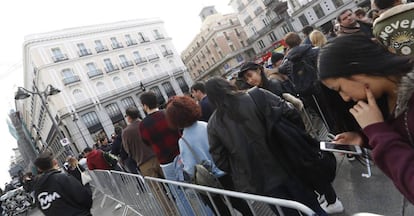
[88,170,317,216]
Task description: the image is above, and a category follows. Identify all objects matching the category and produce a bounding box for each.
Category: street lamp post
[72,112,90,148]
[14,84,67,154]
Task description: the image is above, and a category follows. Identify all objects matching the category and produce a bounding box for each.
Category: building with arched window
[16,18,192,162]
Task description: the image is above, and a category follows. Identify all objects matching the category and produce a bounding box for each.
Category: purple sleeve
[363,122,414,204]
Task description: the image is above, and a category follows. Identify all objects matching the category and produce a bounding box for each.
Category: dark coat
[33,170,92,216]
[207,89,297,195]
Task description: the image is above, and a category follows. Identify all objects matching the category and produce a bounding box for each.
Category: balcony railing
[154,34,165,40]
[162,50,174,57]
[147,54,160,61]
[87,69,103,78]
[139,37,150,43]
[254,7,264,16]
[78,49,92,57]
[52,54,68,63]
[111,42,124,49]
[263,0,272,6]
[105,65,120,73]
[134,57,148,65]
[120,61,134,69]
[126,39,138,46]
[95,46,109,53]
[63,75,81,85]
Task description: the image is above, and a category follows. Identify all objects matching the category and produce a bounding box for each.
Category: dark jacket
[66,165,84,183]
[279,44,319,76]
[363,69,414,204]
[33,170,92,216]
[207,89,295,195]
[86,149,111,170]
[122,119,155,166]
[199,96,214,122]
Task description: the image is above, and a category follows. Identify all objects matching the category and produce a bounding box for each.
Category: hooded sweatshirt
[363,68,414,204]
[33,169,92,216]
[373,3,414,56]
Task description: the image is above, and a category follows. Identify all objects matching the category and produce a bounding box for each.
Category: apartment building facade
[181,6,254,81]
[229,0,292,58]
[17,18,192,163]
[287,0,357,34]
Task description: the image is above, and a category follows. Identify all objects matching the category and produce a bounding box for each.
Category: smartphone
[320,141,362,155]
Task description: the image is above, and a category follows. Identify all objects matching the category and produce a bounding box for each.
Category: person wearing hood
[372,1,414,56]
[318,34,414,204]
[33,151,93,216]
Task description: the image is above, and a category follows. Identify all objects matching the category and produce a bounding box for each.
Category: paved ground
[27,153,414,216]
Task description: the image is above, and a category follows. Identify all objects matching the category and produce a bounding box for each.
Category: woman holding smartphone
[318,34,414,204]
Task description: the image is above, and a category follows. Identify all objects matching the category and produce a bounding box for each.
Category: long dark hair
[205,77,245,121]
[318,35,413,80]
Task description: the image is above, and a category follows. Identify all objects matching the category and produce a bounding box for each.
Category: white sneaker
[318,194,326,204]
[321,198,344,214]
[114,203,123,210]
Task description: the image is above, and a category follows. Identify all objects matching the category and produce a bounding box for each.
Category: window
[258,40,266,49]
[162,82,176,98]
[313,4,325,19]
[218,51,223,58]
[282,24,290,34]
[235,28,241,36]
[236,54,244,62]
[62,68,80,85]
[251,26,258,35]
[82,111,102,132]
[153,29,164,39]
[150,86,166,105]
[128,72,138,83]
[332,0,344,8]
[263,17,270,26]
[229,44,235,51]
[121,97,137,109]
[105,103,123,122]
[51,48,68,62]
[77,43,91,56]
[224,32,230,41]
[104,58,119,72]
[86,62,102,78]
[230,19,234,25]
[125,34,137,46]
[96,82,108,93]
[154,64,162,74]
[268,32,278,42]
[298,14,309,27]
[113,76,122,87]
[119,55,133,68]
[111,37,123,49]
[72,89,85,102]
[95,40,108,53]
[138,32,149,43]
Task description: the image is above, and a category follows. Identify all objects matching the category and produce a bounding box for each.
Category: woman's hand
[349,87,384,129]
[333,131,364,146]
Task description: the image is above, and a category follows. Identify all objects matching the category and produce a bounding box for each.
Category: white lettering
[385,26,393,34]
[38,192,61,210]
[401,20,409,28]
[379,19,414,40]
[390,21,399,30]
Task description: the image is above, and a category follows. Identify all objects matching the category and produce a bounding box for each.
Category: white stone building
[16,18,192,163]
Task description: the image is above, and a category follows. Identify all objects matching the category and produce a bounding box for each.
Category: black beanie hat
[318,34,411,79]
[271,52,284,65]
[238,62,262,78]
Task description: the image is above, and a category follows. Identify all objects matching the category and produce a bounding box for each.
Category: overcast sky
[0,0,234,189]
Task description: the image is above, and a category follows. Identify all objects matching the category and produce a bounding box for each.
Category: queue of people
[25,2,414,215]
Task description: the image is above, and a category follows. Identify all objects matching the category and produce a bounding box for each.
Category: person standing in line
[190,82,214,122]
[111,126,139,174]
[139,91,180,180]
[166,95,253,216]
[336,9,374,38]
[83,147,111,170]
[205,77,327,216]
[32,151,92,216]
[122,107,162,178]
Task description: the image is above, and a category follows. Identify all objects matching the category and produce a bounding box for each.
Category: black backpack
[248,88,336,189]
